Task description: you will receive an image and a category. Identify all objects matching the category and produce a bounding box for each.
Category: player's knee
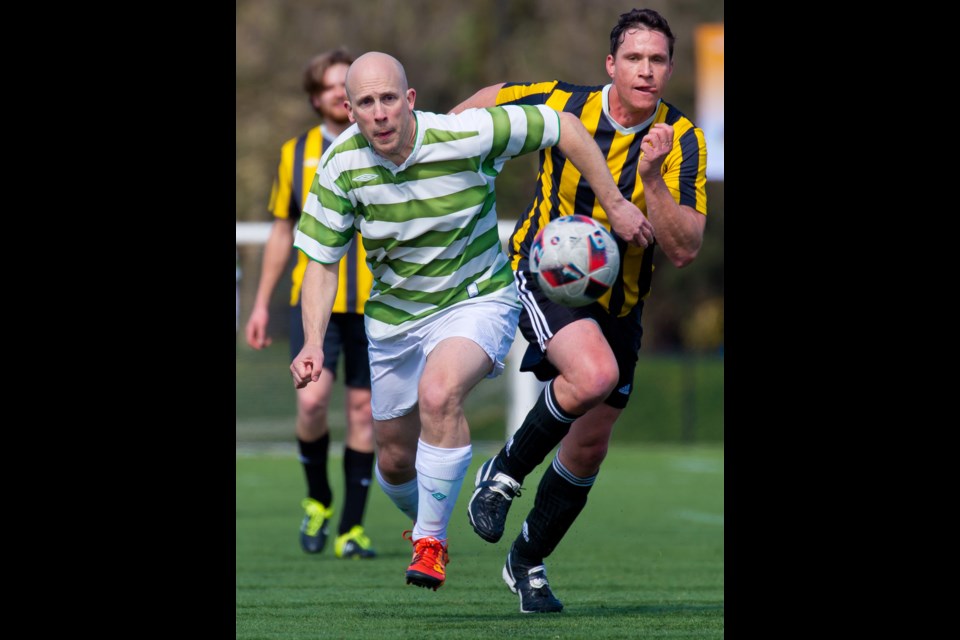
[298,397,329,423]
[377,443,416,478]
[581,441,609,469]
[417,380,458,423]
[562,434,609,472]
[567,363,618,406]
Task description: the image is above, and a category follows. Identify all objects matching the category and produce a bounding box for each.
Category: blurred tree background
[236,0,723,353]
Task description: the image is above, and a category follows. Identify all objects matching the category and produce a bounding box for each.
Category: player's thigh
[546,318,617,376]
[419,337,492,407]
[368,332,424,421]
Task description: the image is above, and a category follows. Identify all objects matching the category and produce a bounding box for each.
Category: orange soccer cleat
[402,530,449,590]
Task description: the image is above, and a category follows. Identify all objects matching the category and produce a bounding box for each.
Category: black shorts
[290,305,371,389]
[514,269,643,409]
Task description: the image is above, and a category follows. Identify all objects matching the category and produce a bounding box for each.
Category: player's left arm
[638,122,707,268]
[448,83,505,114]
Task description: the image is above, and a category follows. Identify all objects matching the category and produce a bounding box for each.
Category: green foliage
[236,444,724,638]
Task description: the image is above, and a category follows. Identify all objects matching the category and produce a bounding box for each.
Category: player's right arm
[554,111,654,248]
[290,259,340,389]
[244,217,296,349]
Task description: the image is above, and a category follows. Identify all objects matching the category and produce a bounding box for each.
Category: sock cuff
[545,381,582,423]
[551,453,596,487]
[298,433,331,463]
[374,463,418,491]
[415,440,472,481]
[343,447,375,461]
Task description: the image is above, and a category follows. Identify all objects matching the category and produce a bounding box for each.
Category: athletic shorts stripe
[513,263,644,410]
[514,270,551,351]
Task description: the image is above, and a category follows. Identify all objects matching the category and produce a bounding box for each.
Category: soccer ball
[530,214,620,307]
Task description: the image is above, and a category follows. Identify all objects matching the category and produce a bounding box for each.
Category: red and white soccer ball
[530,214,620,307]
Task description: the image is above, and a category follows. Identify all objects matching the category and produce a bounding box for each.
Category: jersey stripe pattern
[496,81,707,317]
[294,105,561,340]
[267,124,371,313]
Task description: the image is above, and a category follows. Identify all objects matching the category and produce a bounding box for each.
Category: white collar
[321,123,336,144]
[373,111,422,173]
[601,84,660,134]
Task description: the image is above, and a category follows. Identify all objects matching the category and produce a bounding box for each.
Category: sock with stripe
[498,379,581,484]
[512,453,594,563]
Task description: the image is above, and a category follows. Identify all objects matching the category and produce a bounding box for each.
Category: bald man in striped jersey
[291,51,652,593]
[451,8,708,613]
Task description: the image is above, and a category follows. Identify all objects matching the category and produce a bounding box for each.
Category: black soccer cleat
[502,548,564,613]
[467,457,521,543]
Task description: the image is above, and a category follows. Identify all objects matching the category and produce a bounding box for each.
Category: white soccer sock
[374,463,418,523]
[413,439,472,542]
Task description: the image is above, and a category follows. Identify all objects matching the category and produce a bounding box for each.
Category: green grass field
[236,444,724,638]
[236,336,723,637]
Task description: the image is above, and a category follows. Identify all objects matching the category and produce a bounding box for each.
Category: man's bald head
[345,51,409,101]
[342,51,417,166]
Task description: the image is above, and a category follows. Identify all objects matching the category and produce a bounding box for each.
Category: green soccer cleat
[300,498,334,554]
[334,525,377,559]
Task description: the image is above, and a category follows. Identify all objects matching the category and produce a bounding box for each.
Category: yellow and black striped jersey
[267,124,372,312]
[495,81,707,317]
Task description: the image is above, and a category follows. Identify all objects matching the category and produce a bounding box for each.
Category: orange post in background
[695,24,724,182]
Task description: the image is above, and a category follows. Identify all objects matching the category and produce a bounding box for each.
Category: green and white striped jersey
[294,104,561,340]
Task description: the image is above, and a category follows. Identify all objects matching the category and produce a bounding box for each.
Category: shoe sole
[406,571,444,591]
[467,459,504,543]
[502,554,519,594]
[300,531,328,554]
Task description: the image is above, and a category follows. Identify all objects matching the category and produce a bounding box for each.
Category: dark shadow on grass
[408,601,724,621]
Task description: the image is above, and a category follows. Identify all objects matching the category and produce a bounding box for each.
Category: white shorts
[367,299,520,421]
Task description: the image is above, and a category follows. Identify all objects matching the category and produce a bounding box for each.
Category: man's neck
[324,119,350,138]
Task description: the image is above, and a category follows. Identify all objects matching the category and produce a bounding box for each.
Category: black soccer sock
[498,379,581,484]
[512,455,594,564]
[339,447,374,535]
[298,433,332,507]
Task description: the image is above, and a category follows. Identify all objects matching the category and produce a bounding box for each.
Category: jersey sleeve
[267,138,296,220]
[662,122,708,215]
[293,151,357,264]
[495,81,561,107]
[479,103,560,170]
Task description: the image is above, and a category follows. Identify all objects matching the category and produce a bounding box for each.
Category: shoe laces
[342,525,372,549]
[403,530,450,565]
[491,472,522,498]
[525,565,550,590]
[301,499,333,536]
